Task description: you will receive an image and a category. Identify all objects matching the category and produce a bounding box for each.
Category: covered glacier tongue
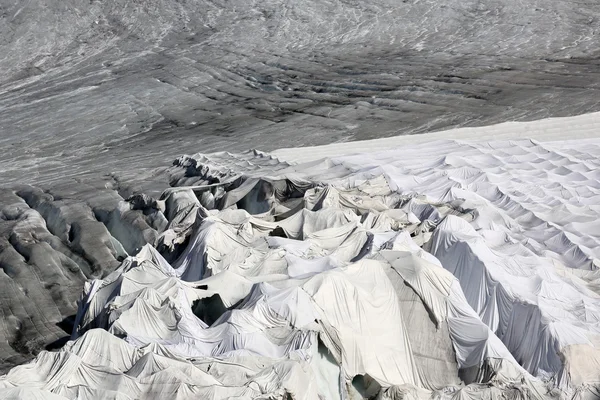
[2,136,600,399]
[2,0,600,396]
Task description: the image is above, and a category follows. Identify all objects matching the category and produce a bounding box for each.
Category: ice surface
[1,0,600,190]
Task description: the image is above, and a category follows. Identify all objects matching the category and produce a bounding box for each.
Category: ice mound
[2,138,600,399]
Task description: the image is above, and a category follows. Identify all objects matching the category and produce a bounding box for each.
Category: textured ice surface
[1,0,600,188]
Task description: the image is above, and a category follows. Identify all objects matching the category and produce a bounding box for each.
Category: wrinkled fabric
[5,140,600,399]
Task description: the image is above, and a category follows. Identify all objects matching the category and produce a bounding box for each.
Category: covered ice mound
[2,138,600,399]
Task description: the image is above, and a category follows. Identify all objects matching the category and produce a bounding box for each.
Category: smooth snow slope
[2,113,600,399]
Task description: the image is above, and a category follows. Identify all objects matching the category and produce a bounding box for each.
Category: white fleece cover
[2,114,600,399]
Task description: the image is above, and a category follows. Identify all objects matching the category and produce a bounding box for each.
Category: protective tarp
[4,139,600,399]
[429,215,600,388]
